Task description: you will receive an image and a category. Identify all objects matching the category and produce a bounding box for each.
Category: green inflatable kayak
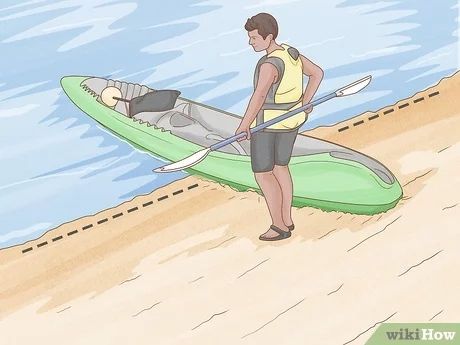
[61,76,402,214]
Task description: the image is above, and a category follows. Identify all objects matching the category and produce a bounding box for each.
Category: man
[235,13,323,241]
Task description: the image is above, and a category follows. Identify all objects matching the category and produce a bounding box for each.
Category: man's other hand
[235,122,251,141]
[303,104,313,119]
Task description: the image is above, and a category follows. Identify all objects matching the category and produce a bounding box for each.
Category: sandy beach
[1,72,459,344]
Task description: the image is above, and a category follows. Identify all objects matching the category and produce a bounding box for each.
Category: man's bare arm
[235,63,277,140]
[299,54,324,109]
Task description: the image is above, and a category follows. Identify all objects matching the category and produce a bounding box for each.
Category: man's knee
[254,170,274,181]
[273,164,289,173]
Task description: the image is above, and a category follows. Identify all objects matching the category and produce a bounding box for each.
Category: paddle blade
[335,75,372,97]
[129,90,181,117]
[153,148,211,173]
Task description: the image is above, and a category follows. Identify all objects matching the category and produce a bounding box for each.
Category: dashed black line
[383,108,394,115]
[112,212,123,219]
[142,201,153,207]
[97,218,108,224]
[19,183,204,255]
[334,89,439,135]
[368,114,379,120]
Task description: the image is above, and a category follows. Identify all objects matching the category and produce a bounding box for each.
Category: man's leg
[273,128,298,227]
[255,171,289,238]
[272,164,294,227]
[250,131,289,239]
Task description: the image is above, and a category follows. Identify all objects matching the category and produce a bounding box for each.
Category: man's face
[248,29,271,52]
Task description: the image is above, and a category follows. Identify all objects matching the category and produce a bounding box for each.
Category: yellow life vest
[251,43,304,131]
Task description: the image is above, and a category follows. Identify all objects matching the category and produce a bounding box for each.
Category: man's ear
[266,33,273,42]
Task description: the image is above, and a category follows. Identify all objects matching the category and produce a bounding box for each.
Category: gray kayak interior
[82,77,395,184]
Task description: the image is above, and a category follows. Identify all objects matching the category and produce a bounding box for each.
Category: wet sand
[1,72,459,345]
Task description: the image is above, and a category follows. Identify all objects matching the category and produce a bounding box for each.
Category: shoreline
[0,176,205,259]
[2,71,457,254]
[1,71,459,344]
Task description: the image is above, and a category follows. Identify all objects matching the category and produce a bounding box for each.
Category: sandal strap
[270,225,288,235]
[259,225,291,241]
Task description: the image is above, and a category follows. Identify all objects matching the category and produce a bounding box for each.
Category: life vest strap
[260,97,302,111]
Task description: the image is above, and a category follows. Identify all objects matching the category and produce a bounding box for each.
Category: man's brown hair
[244,13,278,40]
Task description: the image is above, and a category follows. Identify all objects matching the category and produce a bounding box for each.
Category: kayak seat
[155,110,194,129]
[134,103,191,126]
[170,112,196,127]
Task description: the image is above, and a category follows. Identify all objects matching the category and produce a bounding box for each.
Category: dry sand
[1,72,459,345]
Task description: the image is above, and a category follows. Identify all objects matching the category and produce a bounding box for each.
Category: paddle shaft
[113,96,130,103]
[210,92,337,151]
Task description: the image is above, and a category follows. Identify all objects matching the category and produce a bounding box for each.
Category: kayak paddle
[153,75,372,173]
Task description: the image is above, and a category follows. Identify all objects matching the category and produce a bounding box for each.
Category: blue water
[0,0,458,248]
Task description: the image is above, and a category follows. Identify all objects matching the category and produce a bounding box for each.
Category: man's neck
[266,40,283,55]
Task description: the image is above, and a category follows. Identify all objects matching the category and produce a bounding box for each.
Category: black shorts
[250,128,298,173]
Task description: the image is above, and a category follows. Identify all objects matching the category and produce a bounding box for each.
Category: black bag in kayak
[115,89,181,117]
